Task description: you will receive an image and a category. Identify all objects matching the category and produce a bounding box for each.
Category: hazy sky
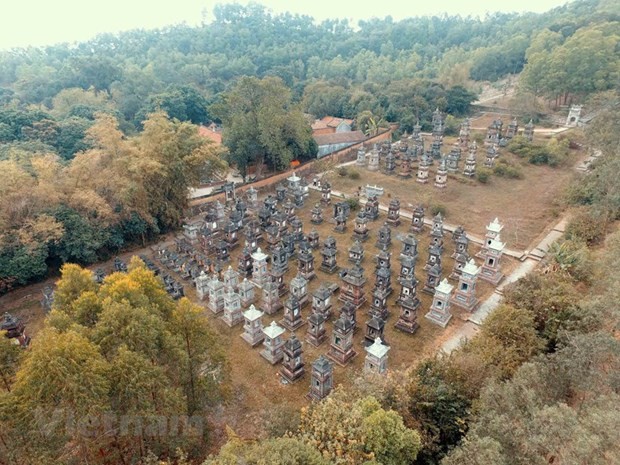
[1,0,571,50]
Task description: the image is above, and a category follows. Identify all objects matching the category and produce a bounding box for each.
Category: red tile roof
[198,124,222,145]
[311,116,354,131]
[321,116,354,128]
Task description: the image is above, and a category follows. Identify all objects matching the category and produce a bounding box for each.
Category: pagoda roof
[435,278,454,295]
[308,312,325,324]
[400,233,417,245]
[487,218,503,233]
[285,334,302,351]
[366,337,390,359]
[349,241,364,253]
[291,273,308,285]
[287,172,301,182]
[263,321,285,339]
[243,305,263,321]
[312,355,332,373]
[367,316,385,330]
[488,238,505,251]
[251,247,268,261]
[462,259,480,276]
[313,286,332,299]
[334,315,354,332]
[321,247,337,257]
[428,263,442,276]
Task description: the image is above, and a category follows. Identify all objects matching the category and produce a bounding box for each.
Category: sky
[0,0,572,50]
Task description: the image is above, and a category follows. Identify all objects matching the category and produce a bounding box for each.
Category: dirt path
[439,216,567,354]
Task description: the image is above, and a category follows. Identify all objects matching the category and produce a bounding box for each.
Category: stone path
[439,216,567,354]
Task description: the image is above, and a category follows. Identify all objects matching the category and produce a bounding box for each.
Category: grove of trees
[0,112,226,292]
[0,259,229,463]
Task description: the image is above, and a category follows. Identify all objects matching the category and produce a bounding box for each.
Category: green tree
[463,305,544,379]
[211,76,315,178]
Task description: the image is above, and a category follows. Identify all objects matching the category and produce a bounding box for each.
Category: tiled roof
[198,125,222,145]
[321,116,354,128]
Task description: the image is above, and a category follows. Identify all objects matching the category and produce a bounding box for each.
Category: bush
[507,136,570,167]
[565,208,608,245]
[493,160,523,179]
[430,204,447,217]
[337,166,348,177]
[348,169,361,180]
[476,168,492,183]
[346,198,360,211]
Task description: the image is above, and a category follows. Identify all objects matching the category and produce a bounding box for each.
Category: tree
[171,297,228,415]
[445,86,477,116]
[302,81,352,118]
[0,332,21,392]
[443,333,620,465]
[211,76,315,178]
[52,263,98,315]
[503,272,584,349]
[206,431,330,465]
[463,305,545,379]
[297,391,421,465]
[405,358,473,463]
[136,85,211,126]
[138,111,227,230]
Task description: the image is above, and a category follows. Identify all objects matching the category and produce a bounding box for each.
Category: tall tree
[211,76,315,178]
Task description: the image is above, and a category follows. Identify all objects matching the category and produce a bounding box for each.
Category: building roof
[313,131,366,147]
[263,321,286,339]
[198,124,223,145]
[311,116,354,131]
[313,355,332,373]
[243,305,263,321]
[324,116,353,127]
[435,278,454,295]
[366,337,390,359]
[462,259,480,276]
[487,218,503,233]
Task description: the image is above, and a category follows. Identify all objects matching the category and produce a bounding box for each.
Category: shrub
[346,198,360,211]
[476,168,492,183]
[565,208,608,245]
[337,166,348,177]
[493,160,523,179]
[348,169,361,180]
[507,136,570,167]
[430,204,447,217]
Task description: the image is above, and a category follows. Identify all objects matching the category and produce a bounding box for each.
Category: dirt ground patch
[324,132,578,251]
